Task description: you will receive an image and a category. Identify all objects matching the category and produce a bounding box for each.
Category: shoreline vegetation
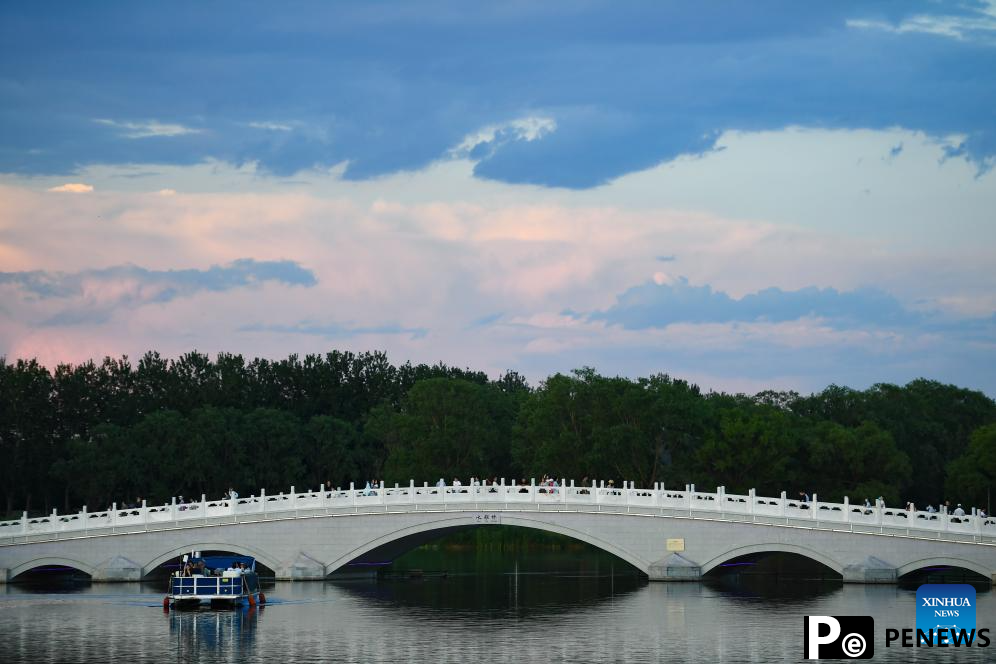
[1,350,994,519]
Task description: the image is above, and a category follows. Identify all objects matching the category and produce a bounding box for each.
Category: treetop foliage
[1,350,993,516]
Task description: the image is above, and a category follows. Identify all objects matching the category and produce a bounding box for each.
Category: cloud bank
[0,259,317,325]
[2,2,996,186]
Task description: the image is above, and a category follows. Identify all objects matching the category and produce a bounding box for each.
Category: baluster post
[812,493,818,520]
[350,482,356,507]
[749,488,756,517]
[780,491,787,518]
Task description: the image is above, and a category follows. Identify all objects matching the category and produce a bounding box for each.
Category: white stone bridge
[1,481,994,584]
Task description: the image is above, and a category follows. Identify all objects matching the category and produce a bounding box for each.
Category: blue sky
[1,2,994,395]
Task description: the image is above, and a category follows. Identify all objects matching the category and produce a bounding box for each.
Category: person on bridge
[953,504,966,516]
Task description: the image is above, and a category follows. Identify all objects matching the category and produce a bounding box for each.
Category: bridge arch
[896,557,993,580]
[141,542,282,577]
[700,543,845,576]
[324,514,651,576]
[10,556,97,580]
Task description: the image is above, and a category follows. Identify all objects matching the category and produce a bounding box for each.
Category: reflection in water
[0,563,992,663]
[170,607,260,660]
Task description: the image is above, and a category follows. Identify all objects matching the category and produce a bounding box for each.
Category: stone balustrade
[1,480,994,546]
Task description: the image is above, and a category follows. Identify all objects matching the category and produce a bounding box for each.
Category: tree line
[1,350,993,517]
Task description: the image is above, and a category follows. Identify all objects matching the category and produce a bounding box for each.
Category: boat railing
[170,574,244,597]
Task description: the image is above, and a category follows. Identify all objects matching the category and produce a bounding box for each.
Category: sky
[1,1,995,396]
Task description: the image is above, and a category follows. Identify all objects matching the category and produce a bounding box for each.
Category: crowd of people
[179,559,250,577]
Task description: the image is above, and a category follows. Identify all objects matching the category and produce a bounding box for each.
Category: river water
[1,548,992,663]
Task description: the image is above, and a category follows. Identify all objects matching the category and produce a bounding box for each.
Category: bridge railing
[1,480,994,544]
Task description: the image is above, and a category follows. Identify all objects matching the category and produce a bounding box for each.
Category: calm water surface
[1,553,992,663]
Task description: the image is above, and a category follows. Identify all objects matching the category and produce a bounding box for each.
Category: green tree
[692,405,798,495]
[802,420,912,504]
[242,408,305,493]
[513,371,596,481]
[374,378,512,483]
[305,415,362,489]
[946,424,996,511]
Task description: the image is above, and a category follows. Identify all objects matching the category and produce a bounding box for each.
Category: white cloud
[47,183,93,193]
[246,121,294,131]
[847,2,996,42]
[156,188,177,196]
[652,272,674,286]
[94,118,201,138]
[450,115,557,158]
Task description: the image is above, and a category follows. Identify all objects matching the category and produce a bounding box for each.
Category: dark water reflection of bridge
[2,560,993,664]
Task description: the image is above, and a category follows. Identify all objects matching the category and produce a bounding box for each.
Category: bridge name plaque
[473,513,501,524]
[666,538,685,552]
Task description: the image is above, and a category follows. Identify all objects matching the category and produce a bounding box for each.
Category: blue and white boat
[165,552,265,610]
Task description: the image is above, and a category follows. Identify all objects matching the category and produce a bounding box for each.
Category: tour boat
[164,552,266,610]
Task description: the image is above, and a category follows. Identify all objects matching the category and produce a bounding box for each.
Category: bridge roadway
[1,481,994,584]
